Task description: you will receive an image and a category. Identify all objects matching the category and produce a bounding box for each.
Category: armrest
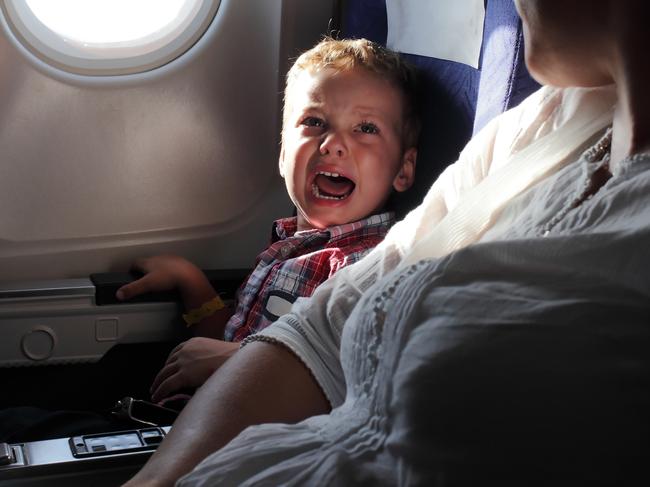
[0,269,249,368]
[90,269,250,305]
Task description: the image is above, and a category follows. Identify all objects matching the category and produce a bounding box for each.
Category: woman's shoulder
[488,84,616,170]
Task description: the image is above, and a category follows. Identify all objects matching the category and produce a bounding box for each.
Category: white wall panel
[0,0,334,280]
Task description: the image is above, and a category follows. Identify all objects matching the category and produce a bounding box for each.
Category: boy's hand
[150,337,239,403]
[116,255,202,301]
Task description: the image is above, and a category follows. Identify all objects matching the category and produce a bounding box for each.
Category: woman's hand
[150,338,240,403]
[116,254,204,301]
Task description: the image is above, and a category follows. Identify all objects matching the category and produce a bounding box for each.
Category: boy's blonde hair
[283,37,421,149]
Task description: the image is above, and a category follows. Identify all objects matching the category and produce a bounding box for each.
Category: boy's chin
[303,212,363,230]
[299,199,378,229]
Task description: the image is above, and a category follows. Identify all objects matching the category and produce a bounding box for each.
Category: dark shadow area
[0,342,177,412]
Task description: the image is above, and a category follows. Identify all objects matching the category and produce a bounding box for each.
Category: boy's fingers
[116,274,154,300]
[157,393,191,408]
[151,374,182,404]
[150,361,179,397]
[166,343,186,363]
[115,282,137,300]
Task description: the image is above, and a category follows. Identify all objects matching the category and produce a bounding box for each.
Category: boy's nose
[319,133,347,158]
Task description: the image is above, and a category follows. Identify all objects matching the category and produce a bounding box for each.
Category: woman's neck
[609,15,650,168]
[611,81,650,167]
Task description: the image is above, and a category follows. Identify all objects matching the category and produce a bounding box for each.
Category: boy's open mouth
[311,171,355,200]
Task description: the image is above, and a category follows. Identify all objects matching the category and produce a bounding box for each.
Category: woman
[127,1,650,485]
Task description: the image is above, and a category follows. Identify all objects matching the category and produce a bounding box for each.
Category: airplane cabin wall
[0,0,335,281]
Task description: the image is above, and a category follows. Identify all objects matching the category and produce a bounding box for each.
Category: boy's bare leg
[123,341,329,487]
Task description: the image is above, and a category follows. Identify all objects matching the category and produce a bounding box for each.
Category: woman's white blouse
[179,85,650,485]
[245,84,623,407]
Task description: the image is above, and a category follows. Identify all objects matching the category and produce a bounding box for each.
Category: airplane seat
[341,0,540,215]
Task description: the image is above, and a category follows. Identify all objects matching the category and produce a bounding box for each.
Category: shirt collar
[271,212,395,242]
[272,217,298,242]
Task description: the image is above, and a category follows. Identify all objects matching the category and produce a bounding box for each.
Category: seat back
[341,0,540,214]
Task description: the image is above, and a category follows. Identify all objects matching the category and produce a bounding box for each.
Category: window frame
[0,0,221,76]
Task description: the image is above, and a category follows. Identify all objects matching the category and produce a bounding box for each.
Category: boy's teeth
[318,171,340,178]
[312,183,348,200]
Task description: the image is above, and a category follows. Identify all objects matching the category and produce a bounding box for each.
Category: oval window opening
[1,0,221,75]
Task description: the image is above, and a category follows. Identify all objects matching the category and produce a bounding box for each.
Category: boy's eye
[301,116,325,128]
[358,122,379,135]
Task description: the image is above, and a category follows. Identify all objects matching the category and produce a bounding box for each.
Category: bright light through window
[26,0,188,45]
[1,0,220,75]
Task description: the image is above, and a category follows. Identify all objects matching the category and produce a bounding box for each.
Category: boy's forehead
[288,67,403,113]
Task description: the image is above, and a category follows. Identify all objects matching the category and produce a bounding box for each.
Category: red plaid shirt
[223,212,395,341]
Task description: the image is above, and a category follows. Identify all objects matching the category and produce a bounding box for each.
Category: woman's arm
[124,341,329,487]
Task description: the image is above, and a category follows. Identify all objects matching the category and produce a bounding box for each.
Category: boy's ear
[392,147,417,192]
[278,146,286,178]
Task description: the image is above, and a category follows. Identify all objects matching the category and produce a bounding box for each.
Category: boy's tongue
[315,174,355,197]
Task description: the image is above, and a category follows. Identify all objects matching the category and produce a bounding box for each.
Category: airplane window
[0,0,221,75]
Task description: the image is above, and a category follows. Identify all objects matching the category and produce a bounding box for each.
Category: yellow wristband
[182,295,226,327]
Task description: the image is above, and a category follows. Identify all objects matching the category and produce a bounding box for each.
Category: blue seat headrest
[342,0,540,214]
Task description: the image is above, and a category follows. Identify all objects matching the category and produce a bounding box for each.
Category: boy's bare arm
[123,341,330,487]
[116,254,232,338]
